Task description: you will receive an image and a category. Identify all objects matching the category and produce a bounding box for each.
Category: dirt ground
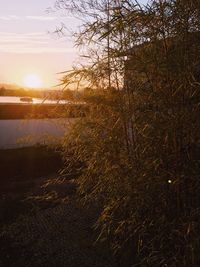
[0,148,118,267]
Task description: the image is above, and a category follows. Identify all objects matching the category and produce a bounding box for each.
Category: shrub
[59,0,200,265]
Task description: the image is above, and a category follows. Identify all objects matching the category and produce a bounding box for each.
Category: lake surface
[0,118,76,149]
[0,96,79,149]
[0,96,69,105]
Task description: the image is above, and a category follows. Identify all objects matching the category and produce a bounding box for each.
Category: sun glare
[23,74,43,88]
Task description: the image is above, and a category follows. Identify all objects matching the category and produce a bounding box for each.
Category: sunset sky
[0,0,80,88]
[0,0,147,89]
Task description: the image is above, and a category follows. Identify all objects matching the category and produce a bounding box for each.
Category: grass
[0,146,62,179]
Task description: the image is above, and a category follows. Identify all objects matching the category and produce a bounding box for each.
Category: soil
[0,148,118,267]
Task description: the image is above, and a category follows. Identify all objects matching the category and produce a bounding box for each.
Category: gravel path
[0,193,118,267]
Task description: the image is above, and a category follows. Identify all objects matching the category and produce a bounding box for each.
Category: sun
[23,74,43,88]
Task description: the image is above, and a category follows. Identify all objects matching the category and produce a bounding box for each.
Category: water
[0,96,69,105]
[0,96,78,149]
[0,118,76,149]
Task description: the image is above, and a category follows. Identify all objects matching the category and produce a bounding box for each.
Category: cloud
[0,32,72,54]
[0,46,72,54]
[0,15,57,22]
[0,32,49,40]
[0,15,21,21]
[26,16,57,21]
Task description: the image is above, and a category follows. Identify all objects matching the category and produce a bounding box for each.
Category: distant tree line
[0,87,45,98]
[0,86,81,101]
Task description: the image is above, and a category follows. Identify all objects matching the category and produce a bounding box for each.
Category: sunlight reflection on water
[0,96,68,105]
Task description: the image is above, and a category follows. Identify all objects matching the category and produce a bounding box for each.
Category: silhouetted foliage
[58,0,200,266]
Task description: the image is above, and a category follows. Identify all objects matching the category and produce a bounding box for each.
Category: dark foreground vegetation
[55,0,200,266]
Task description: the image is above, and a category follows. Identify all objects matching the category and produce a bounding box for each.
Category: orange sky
[0,0,79,88]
